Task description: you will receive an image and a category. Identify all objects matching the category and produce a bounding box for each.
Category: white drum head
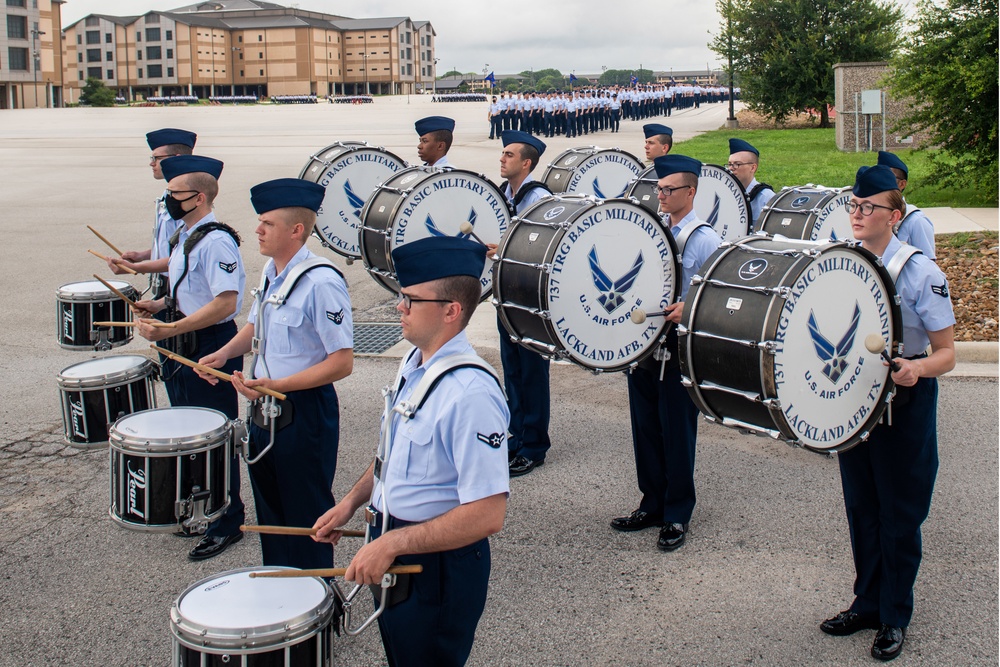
[177,569,328,636]
[112,407,228,450]
[544,199,677,370]
[58,355,150,388]
[771,245,895,450]
[694,164,751,242]
[56,280,131,300]
[301,142,407,259]
[808,186,854,242]
[548,148,645,198]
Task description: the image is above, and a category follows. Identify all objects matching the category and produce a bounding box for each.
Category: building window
[167,67,174,77]
[84,30,100,44]
[6,0,25,6]
[146,46,161,59]
[165,30,172,40]
[77,53,82,63]
[238,35,242,43]
[137,51,142,60]
[406,47,411,60]
[84,16,99,27]
[166,48,173,59]
[86,49,101,63]
[87,66,101,79]
[77,35,81,44]
[259,69,263,75]
[238,52,243,60]
[258,52,263,59]
[258,34,262,42]
[136,31,141,42]
[106,69,113,79]
[239,69,243,76]
[147,64,162,77]
[78,71,84,80]
[8,46,28,70]
[7,15,27,39]
[105,33,112,43]
[145,28,160,42]
[138,68,143,78]
[105,51,112,61]
[407,63,412,75]
[145,14,159,24]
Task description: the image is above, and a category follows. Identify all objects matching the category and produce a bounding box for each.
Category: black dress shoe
[871,625,905,661]
[188,532,243,561]
[509,455,543,477]
[656,522,688,551]
[609,509,663,532]
[819,609,880,636]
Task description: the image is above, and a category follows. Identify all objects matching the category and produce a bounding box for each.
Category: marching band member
[726,138,775,227]
[415,115,454,167]
[133,155,247,561]
[611,155,721,552]
[642,123,673,164]
[196,178,354,570]
[313,236,509,667]
[877,151,937,259]
[820,164,955,662]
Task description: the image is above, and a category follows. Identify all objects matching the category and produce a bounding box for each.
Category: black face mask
[164,192,199,221]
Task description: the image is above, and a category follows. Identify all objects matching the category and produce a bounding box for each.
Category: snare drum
[693,164,751,243]
[360,166,511,299]
[679,236,901,453]
[299,141,408,259]
[56,279,138,350]
[57,355,157,448]
[171,567,335,667]
[494,195,679,373]
[541,146,645,199]
[755,185,854,241]
[109,407,232,533]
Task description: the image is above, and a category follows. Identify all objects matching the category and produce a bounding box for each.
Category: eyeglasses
[846,200,896,216]
[397,293,454,309]
[150,154,178,162]
[654,184,692,197]
[725,161,753,170]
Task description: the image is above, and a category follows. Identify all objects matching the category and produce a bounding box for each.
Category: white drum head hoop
[57,280,132,300]
[59,355,148,379]
[112,407,228,451]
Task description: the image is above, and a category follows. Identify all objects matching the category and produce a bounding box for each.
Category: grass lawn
[674,128,997,208]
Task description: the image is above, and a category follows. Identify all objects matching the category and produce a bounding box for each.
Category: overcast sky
[60,0,919,75]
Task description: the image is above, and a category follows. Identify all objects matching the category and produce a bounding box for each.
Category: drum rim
[108,501,230,532]
[495,196,680,373]
[170,566,335,652]
[680,236,901,453]
[56,280,137,301]
[57,355,154,389]
[108,407,231,453]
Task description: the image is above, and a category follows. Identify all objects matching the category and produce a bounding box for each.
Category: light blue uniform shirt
[167,212,245,320]
[669,209,722,300]
[374,330,510,523]
[151,191,181,276]
[431,155,451,168]
[896,201,936,260]
[746,177,776,226]
[876,236,954,356]
[247,245,353,379]
[505,174,548,216]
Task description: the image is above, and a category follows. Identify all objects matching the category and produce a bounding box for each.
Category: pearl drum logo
[126,459,147,519]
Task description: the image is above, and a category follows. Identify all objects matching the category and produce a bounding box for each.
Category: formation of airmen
[328,95,375,104]
[208,95,260,105]
[432,92,489,102]
[270,94,320,104]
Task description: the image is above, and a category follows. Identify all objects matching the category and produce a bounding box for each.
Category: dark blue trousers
[247,385,339,569]
[498,318,551,462]
[163,320,245,538]
[626,362,699,524]
[838,377,939,627]
[371,522,490,667]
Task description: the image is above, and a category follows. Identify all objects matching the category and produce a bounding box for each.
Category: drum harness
[892,203,922,236]
[747,182,773,204]
[335,348,504,635]
[240,256,346,465]
[146,196,171,300]
[882,243,923,426]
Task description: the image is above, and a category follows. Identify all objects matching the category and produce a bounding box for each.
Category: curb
[954,341,998,364]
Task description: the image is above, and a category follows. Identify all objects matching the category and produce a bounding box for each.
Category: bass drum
[623,165,660,217]
[693,164,751,243]
[171,567,336,666]
[755,185,854,241]
[541,147,645,199]
[299,141,408,260]
[494,195,680,373]
[359,166,511,299]
[679,236,901,453]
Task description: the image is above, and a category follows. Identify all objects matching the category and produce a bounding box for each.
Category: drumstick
[87,225,124,256]
[88,249,138,275]
[93,320,177,329]
[241,525,365,538]
[91,273,139,308]
[458,221,488,246]
[249,565,424,579]
[630,309,670,324]
[864,334,901,372]
[150,344,288,401]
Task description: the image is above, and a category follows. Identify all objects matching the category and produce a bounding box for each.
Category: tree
[889,0,998,190]
[80,77,116,107]
[440,70,463,79]
[711,0,902,127]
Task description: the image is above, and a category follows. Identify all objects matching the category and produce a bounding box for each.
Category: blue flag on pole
[569,73,578,82]
[484,71,496,87]
[630,75,638,86]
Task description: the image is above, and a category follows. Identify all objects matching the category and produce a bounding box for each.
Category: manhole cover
[354,322,403,355]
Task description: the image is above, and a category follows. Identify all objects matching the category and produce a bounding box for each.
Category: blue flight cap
[146,128,197,150]
[877,151,908,178]
[250,178,326,214]
[392,236,486,288]
[728,138,759,156]
[160,155,224,181]
[653,154,702,179]
[643,123,673,139]
[852,165,900,197]
[501,130,546,158]
[415,116,455,136]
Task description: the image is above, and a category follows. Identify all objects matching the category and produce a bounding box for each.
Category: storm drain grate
[354,322,403,355]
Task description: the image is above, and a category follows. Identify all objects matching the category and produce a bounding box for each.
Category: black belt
[364,506,419,531]
[905,352,928,361]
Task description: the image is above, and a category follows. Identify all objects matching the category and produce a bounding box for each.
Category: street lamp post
[483,63,488,93]
[30,28,45,109]
[433,57,439,95]
[363,52,369,95]
[725,0,738,128]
